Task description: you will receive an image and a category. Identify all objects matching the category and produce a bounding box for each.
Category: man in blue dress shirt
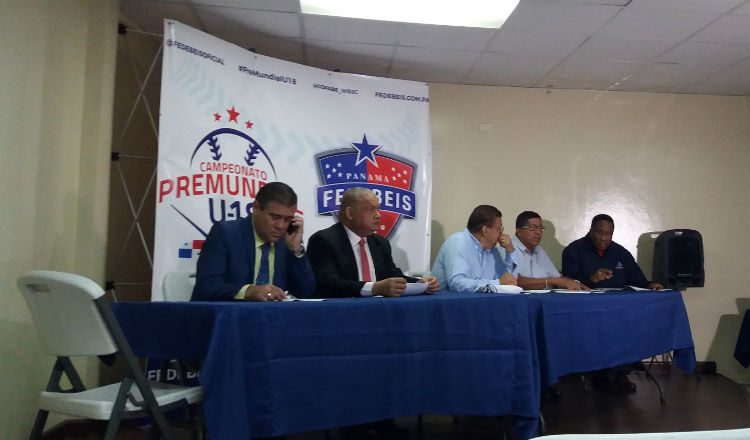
[506,210,588,290]
[431,204,517,292]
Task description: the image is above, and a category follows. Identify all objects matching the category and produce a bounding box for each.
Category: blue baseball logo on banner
[315,134,417,239]
[189,127,275,222]
[157,106,276,259]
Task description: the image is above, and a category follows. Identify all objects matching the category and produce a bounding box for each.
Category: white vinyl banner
[152,21,433,300]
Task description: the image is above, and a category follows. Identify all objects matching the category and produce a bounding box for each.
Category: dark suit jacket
[307,222,417,298]
[191,215,315,301]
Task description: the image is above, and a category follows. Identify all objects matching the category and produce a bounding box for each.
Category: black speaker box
[652,229,704,289]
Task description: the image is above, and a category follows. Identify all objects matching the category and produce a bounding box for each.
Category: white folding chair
[18,270,204,440]
[162,271,196,302]
[160,271,201,384]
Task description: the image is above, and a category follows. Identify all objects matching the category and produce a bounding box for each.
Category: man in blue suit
[192,181,315,301]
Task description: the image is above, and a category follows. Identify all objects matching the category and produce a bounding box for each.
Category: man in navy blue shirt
[561,214,662,393]
[562,214,662,290]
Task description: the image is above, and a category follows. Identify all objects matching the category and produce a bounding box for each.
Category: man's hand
[499,272,517,285]
[589,268,613,284]
[647,282,663,290]
[498,233,514,253]
[372,277,407,297]
[556,277,591,290]
[418,276,440,294]
[285,214,304,253]
[245,284,287,301]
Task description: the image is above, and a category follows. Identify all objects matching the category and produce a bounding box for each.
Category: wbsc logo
[315,134,416,238]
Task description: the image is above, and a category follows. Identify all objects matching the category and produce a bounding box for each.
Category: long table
[112,290,695,440]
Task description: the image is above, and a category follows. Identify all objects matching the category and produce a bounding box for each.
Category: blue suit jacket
[191,215,315,301]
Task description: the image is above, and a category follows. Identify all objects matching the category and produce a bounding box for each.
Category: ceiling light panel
[300,0,519,28]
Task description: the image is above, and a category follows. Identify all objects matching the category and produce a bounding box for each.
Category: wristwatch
[293,244,305,257]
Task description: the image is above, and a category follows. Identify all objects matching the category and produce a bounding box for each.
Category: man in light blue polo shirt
[431,204,517,292]
[505,210,588,291]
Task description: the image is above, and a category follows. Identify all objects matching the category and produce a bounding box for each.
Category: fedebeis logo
[315,134,416,238]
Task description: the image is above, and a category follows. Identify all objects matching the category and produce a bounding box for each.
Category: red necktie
[359,238,371,282]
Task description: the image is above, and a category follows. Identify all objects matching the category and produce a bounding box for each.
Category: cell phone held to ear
[287,222,299,234]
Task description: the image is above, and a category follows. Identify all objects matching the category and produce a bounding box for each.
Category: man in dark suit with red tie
[307,187,439,298]
[307,187,437,438]
[191,181,315,302]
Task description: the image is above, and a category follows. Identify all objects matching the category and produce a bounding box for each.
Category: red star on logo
[213,112,221,121]
[227,106,240,123]
[245,121,254,129]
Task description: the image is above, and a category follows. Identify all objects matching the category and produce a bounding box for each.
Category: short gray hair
[339,187,375,213]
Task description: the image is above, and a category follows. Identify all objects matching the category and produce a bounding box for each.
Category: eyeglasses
[520,225,545,232]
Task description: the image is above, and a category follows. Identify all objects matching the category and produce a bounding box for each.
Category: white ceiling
[120,0,750,96]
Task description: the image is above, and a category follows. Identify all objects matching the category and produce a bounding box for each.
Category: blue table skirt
[112,290,695,440]
[114,292,541,439]
[524,290,695,386]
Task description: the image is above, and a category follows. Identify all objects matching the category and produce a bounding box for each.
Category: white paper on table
[552,289,591,294]
[282,294,326,301]
[485,284,523,294]
[522,289,553,294]
[402,282,429,296]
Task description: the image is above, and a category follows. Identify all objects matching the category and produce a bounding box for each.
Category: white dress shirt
[343,225,376,296]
